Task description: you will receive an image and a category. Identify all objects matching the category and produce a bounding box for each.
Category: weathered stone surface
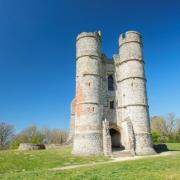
[70,30,156,156]
[18,143,45,150]
[102,119,112,156]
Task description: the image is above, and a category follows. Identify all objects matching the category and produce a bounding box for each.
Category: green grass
[0,143,180,180]
[0,147,109,179]
[166,143,180,151]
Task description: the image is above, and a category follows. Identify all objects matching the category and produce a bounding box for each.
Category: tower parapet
[119,31,143,64]
[76,31,101,59]
[119,31,142,46]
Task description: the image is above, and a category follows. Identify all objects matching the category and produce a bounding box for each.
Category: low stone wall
[18,143,45,150]
[18,143,70,150]
[102,119,112,156]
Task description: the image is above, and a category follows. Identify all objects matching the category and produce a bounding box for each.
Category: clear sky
[0,0,180,132]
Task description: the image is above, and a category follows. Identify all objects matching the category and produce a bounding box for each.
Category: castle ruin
[69,30,155,156]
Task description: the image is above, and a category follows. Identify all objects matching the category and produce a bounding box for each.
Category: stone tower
[70,30,155,156]
[73,32,103,155]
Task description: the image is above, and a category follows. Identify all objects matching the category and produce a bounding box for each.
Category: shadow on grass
[153,144,180,153]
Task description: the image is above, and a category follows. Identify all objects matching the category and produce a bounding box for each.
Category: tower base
[135,147,156,156]
[73,133,103,156]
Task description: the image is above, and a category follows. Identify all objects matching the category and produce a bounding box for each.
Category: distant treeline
[0,123,68,150]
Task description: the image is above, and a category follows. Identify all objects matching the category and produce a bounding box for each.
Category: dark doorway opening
[110,128,124,151]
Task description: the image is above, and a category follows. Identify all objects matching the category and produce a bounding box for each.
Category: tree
[10,125,44,149]
[151,116,167,135]
[42,127,68,144]
[165,113,176,135]
[0,122,15,150]
[17,125,44,144]
[176,119,180,134]
[175,119,180,141]
[151,113,180,143]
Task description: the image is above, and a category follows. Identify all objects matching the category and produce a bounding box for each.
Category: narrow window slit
[92,107,95,112]
[108,75,114,91]
[110,101,114,109]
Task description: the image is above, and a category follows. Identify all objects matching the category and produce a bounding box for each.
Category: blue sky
[0,0,179,132]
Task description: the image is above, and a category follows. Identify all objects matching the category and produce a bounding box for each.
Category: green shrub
[151,132,161,143]
[9,139,21,149]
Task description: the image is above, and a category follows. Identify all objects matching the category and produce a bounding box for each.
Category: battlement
[119,31,142,47]
[76,31,101,42]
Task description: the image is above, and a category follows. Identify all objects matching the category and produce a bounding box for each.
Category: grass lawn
[0,143,180,180]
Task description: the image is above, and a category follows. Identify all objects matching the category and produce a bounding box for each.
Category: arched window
[108,75,114,91]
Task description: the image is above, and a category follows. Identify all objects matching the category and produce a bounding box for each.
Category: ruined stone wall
[101,55,116,124]
[67,98,75,143]
[102,119,112,156]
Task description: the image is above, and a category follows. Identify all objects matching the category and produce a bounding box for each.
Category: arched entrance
[109,128,124,151]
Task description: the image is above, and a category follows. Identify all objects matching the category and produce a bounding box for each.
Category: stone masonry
[70,30,156,156]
